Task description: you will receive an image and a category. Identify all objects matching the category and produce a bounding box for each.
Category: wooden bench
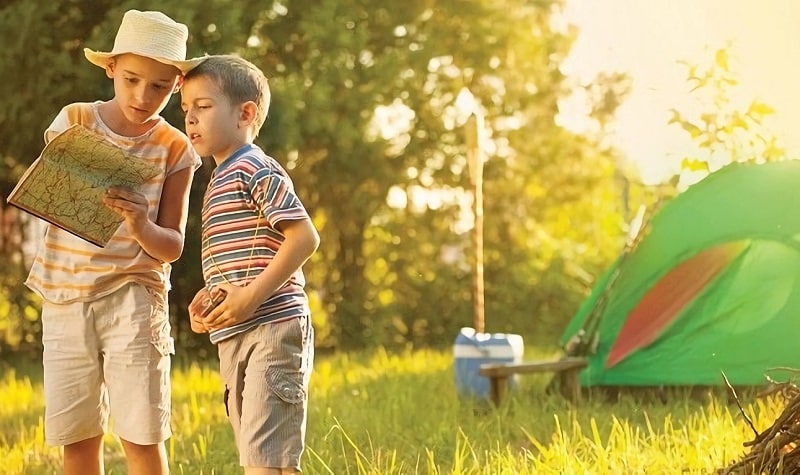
[479,356,588,405]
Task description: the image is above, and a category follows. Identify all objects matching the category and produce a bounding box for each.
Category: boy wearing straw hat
[182,55,319,474]
[26,10,203,475]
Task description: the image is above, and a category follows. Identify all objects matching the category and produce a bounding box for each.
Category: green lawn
[0,347,781,474]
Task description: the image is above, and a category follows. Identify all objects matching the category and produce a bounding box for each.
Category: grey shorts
[41,282,174,446]
[218,316,314,470]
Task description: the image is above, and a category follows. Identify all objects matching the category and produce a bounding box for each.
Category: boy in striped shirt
[183,55,320,474]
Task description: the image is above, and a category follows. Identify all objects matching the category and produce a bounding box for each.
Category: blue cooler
[453,327,524,399]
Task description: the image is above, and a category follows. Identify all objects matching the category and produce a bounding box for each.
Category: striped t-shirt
[25,101,201,303]
[201,143,312,344]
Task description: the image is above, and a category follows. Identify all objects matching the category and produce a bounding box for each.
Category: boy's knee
[120,439,169,475]
[120,438,166,457]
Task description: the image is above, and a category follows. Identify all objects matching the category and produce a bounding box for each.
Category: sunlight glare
[563,0,800,184]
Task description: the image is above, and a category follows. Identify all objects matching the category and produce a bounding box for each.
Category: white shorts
[41,282,174,446]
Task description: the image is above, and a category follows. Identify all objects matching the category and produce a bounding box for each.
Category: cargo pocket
[266,366,305,405]
[145,287,174,357]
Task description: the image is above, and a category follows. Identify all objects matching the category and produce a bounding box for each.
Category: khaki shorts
[219,316,314,470]
[41,282,174,446]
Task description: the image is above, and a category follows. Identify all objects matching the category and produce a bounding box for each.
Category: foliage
[248,0,629,346]
[0,210,43,359]
[668,46,787,189]
[0,348,787,474]
[0,0,630,350]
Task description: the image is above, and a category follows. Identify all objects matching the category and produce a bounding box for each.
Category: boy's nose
[133,85,150,105]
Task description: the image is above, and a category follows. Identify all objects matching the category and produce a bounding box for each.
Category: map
[7,124,161,247]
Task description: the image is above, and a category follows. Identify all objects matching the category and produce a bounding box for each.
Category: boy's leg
[220,316,314,472]
[244,467,298,475]
[64,435,103,475]
[121,439,169,475]
[41,300,107,471]
[100,283,173,472]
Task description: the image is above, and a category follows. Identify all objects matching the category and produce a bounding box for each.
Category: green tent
[561,160,800,387]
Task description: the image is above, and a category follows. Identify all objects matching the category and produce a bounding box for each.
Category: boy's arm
[201,217,320,330]
[104,166,194,262]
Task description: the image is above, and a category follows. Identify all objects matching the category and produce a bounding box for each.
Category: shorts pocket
[150,316,175,356]
[266,366,305,404]
[143,286,174,357]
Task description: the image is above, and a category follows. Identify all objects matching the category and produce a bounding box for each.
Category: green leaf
[667,108,682,125]
[681,122,703,139]
[681,158,709,172]
[747,100,775,117]
[714,48,729,71]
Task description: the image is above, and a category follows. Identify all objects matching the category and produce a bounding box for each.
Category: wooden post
[465,112,485,334]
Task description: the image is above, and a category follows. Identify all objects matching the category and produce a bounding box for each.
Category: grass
[0,346,784,474]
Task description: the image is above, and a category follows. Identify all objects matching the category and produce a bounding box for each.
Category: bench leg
[489,375,508,405]
[559,369,581,403]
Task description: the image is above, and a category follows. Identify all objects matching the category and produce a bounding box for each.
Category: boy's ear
[172,76,184,94]
[239,101,257,129]
[105,59,116,79]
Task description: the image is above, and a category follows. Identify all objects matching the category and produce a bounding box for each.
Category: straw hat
[84,10,205,73]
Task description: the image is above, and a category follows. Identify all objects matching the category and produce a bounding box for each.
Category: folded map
[7,124,161,247]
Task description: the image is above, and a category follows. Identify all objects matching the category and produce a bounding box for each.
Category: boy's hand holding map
[6,124,160,247]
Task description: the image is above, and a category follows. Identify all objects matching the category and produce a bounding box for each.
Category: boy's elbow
[166,247,184,263]
[284,218,319,257]
[162,233,186,263]
[303,219,320,252]
[307,229,320,256]
[168,230,185,256]
[158,246,183,264]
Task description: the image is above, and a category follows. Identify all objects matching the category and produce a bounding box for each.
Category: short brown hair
[185,54,271,135]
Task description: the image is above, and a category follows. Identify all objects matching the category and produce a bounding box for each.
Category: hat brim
[84,48,206,74]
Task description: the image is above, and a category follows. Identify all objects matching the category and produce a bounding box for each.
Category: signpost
[454,110,524,400]
[465,112,485,333]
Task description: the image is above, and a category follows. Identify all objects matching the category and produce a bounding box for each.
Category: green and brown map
[7,125,160,247]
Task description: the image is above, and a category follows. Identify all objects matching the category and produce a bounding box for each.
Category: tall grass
[0,347,782,474]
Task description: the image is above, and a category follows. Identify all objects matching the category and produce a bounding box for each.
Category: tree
[0,0,631,351]
[668,46,786,189]
[243,0,630,346]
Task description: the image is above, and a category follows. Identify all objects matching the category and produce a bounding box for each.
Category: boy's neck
[98,99,160,137]
[213,141,254,167]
